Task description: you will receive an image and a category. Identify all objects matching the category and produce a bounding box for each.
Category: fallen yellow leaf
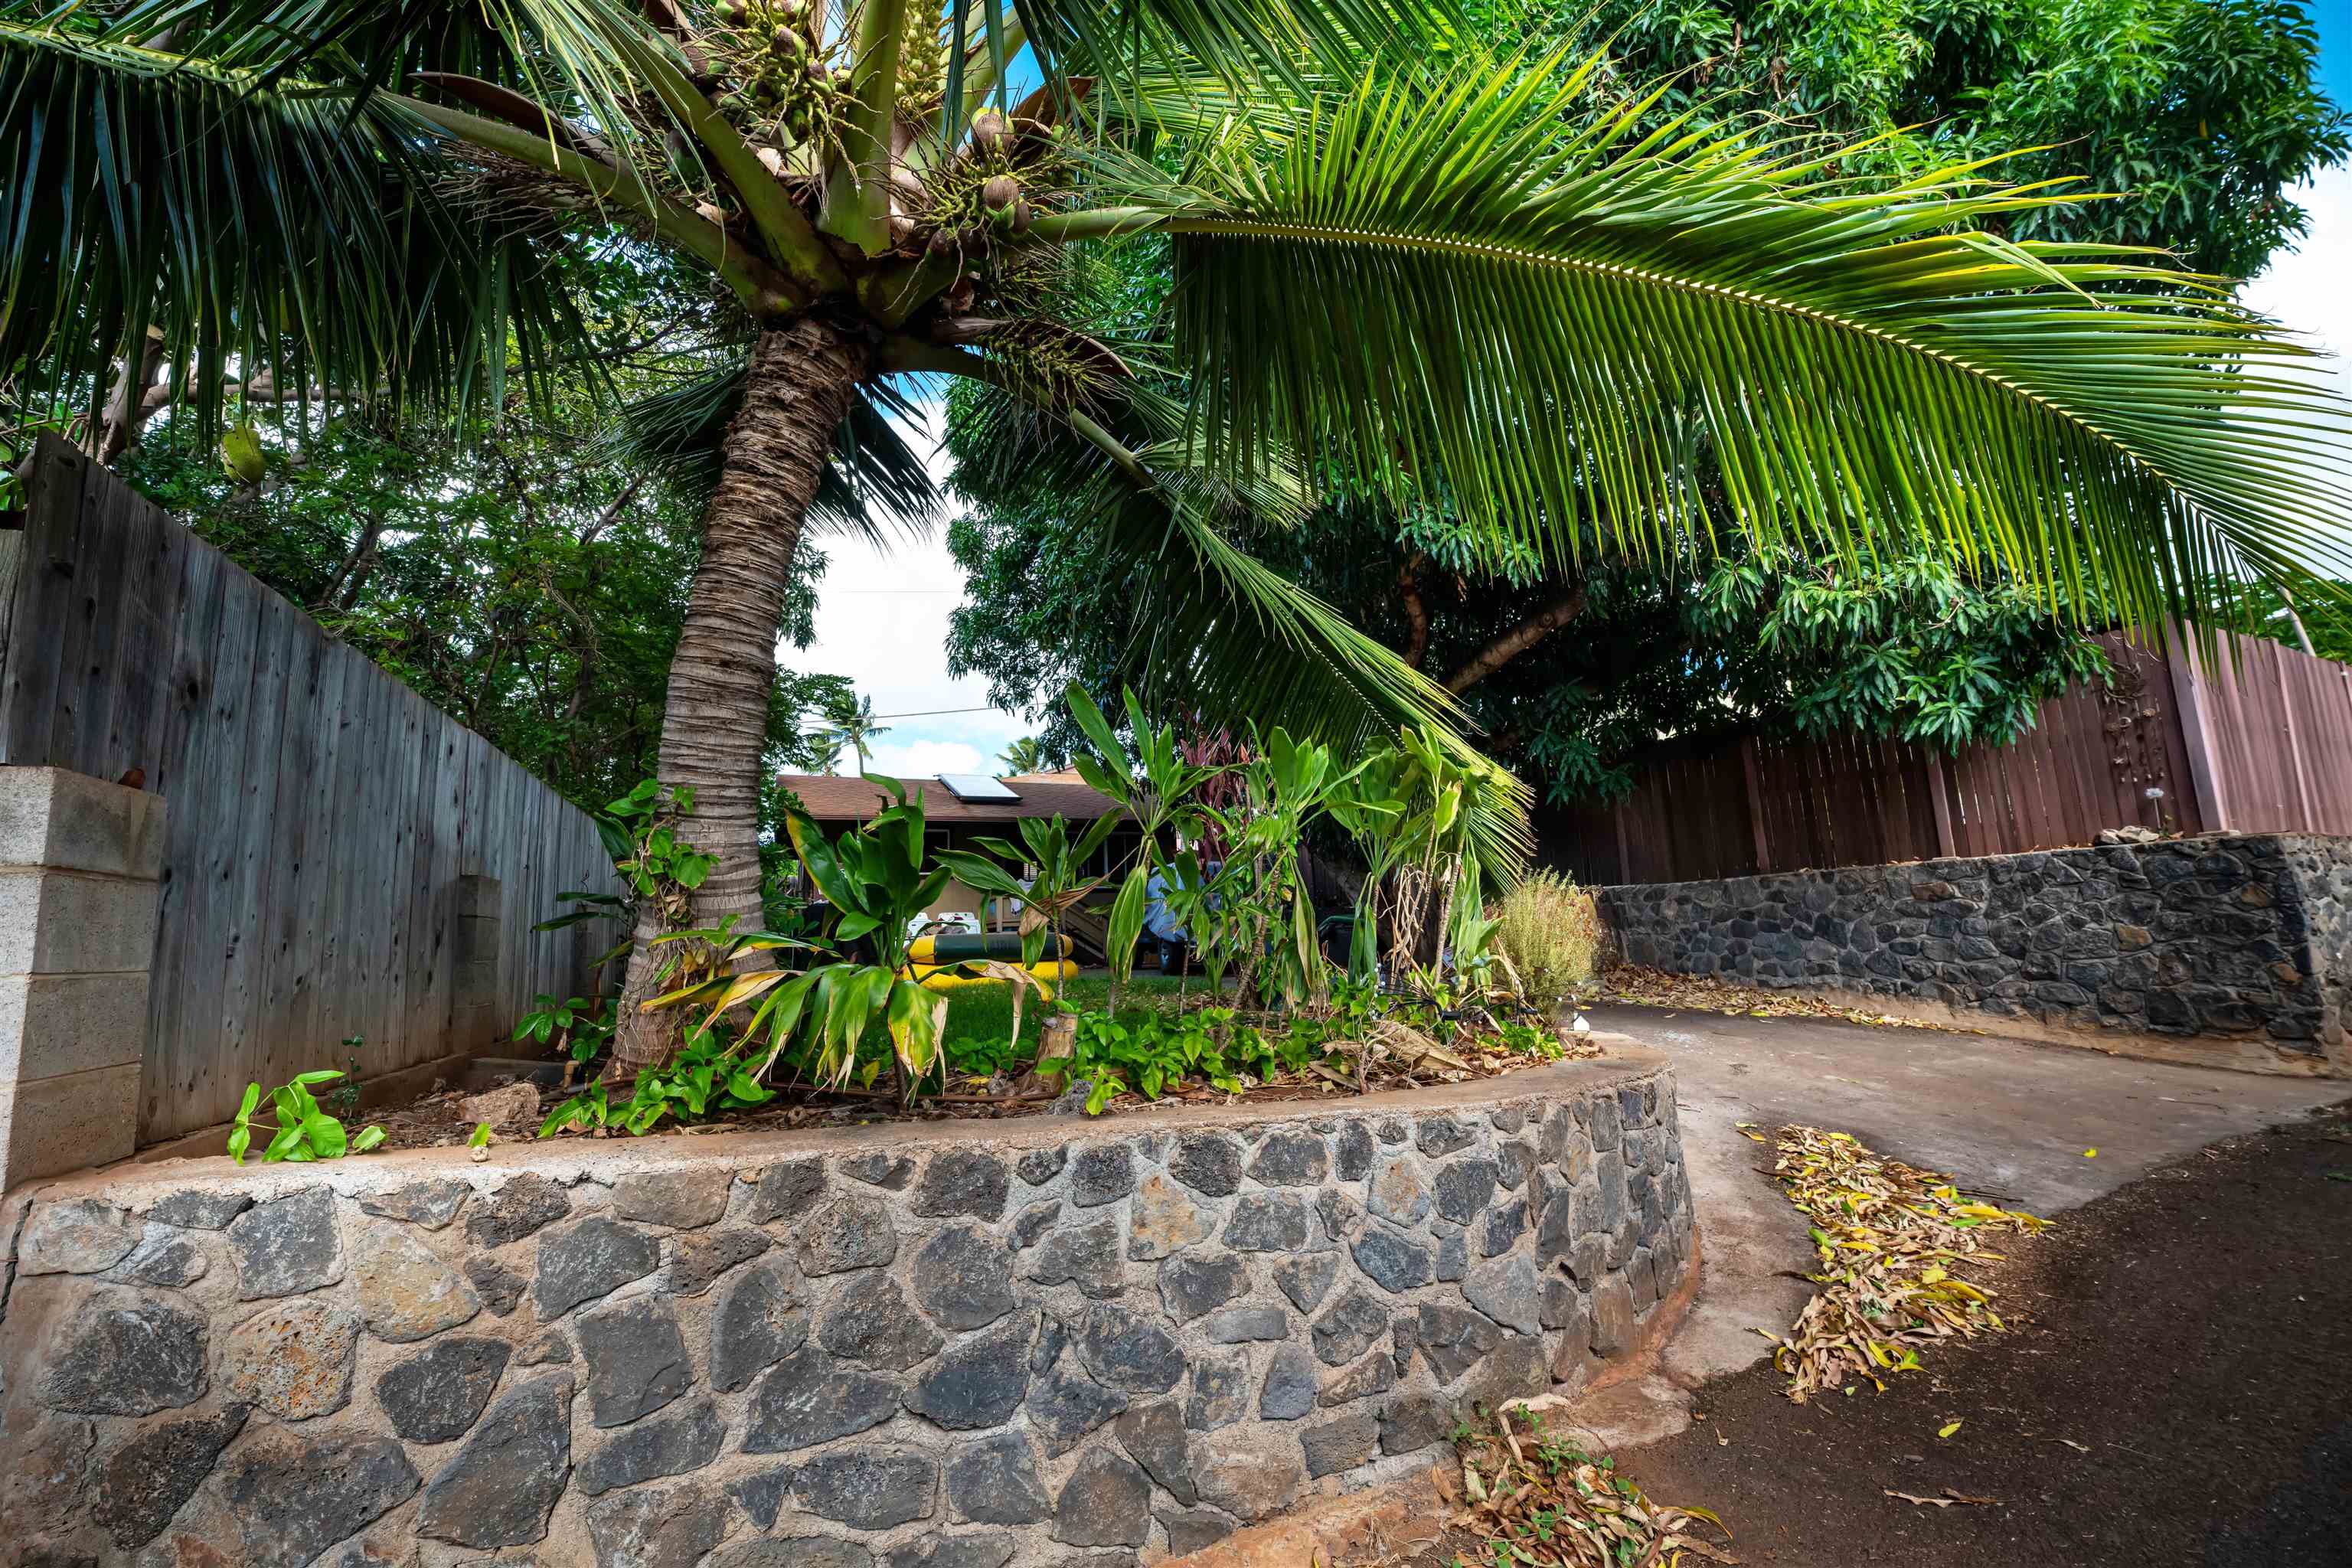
[1938,1419,1964,1439]
[2083,1148,2098,1158]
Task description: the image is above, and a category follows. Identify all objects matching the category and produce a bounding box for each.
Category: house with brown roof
[776,770,1143,935]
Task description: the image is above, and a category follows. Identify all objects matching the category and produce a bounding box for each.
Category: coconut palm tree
[815,693,890,771]
[998,735,1051,774]
[7,0,2347,1079]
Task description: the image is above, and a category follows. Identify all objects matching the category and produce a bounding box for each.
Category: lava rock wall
[0,1058,1694,1567]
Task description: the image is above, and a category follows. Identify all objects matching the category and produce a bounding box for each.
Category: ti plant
[228,1071,386,1164]
[935,809,1120,982]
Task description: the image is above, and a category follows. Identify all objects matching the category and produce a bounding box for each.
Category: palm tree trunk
[609,315,870,1080]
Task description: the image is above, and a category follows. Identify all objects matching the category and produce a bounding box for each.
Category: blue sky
[800,8,2352,780]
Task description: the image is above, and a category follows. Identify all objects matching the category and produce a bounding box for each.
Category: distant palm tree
[998,736,1050,775]
[817,696,890,773]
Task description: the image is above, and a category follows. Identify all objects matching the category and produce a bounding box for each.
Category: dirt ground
[1414,1099,2352,1567]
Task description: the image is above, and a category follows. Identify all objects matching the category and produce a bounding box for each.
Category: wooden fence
[2,437,618,1143]
[1543,628,2352,886]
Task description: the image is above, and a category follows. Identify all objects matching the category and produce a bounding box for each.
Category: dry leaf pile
[1441,1406,1739,1566]
[1595,965,1949,1030]
[1756,1125,2046,1402]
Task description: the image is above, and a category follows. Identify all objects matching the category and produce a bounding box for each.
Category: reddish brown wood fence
[1544,629,2352,885]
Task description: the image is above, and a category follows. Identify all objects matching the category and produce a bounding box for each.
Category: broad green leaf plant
[227,1071,386,1164]
[22,0,2345,1086]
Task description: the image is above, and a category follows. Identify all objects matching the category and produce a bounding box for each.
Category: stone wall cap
[18,1042,1667,1207]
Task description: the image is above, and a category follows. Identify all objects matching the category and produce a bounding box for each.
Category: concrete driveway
[1574,1004,2343,1429]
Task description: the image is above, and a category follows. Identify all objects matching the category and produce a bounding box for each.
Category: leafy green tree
[9,0,2347,1083]
[998,735,1052,773]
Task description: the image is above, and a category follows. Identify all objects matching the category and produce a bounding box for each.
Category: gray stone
[1070,1142,1135,1206]
[463,1255,526,1315]
[913,1223,1018,1329]
[1054,1448,1152,1547]
[358,1180,469,1230]
[537,1216,661,1320]
[1126,1172,1210,1260]
[227,1187,342,1298]
[1186,1353,1250,1431]
[1318,1351,1396,1407]
[716,1538,871,1568]
[668,1227,772,1296]
[1541,1278,1589,1336]
[21,1198,139,1273]
[1433,1157,1499,1223]
[1016,1146,1068,1185]
[1168,1132,1245,1196]
[711,1256,807,1392]
[353,1225,480,1342]
[378,1334,511,1443]
[1463,1254,1543,1334]
[222,1297,358,1419]
[1479,1199,1527,1257]
[799,1193,900,1275]
[1026,1362,1129,1454]
[1472,1336,1550,1409]
[1491,1106,1527,1134]
[1224,1191,1310,1251]
[1074,1304,1186,1393]
[416,1371,576,1547]
[1352,1227,1432,1294]
[820,1271,946,1370]
[1378,1392,1452,1455]
[841,1151,916,1190]
[1259,1344,1316,1419]
[1416,1303,1502,1383]
[149,1189,252,1230]
[1013,1200,1063,1249]
[1317,1188,1364,1247]
[1589,1096,1622,1152]
[1497,1140,1537,1190]
[1335,1120,1375,1181]
[1027,1215,1125,1298]
[523,1329,574,1365]
[887,1537,1015,1568]
[585,1481,728,1568]
[580,1295,694,1426]
[1032,1312,1069,1372]
[1158,1250,1248,1322]
[612,1168,732,1229]
[1116,1400,1197,1504]
[1630,1246,1658,1308]
[1589,1277,1635,1357]
[217,1429,419,1568]
[577,1396,725,1494]
[1302,1412,1380,1478]
[913,1151,1011,1220]
[1436,1230,1468,1282]
[743,1346,900,1452]
[905,1312,1035,1429]
[1249,1128,1329,1185]
[946,1431,1053,1524]
[462,1172,571,1246]
[1416,1116,1475,1158]
[727,1465,793,1530]
[92,1407,248,1550]
[792,1448,938,1529]
[1158,1507,1239,1556]
[1310,1287,1390,1367]
[43,1289,207,1415]
[1192,1436,1305,1522]
[1203,1305,1289,1343]
[1275,1252,1341,1313]
[117,1231,207,1288]
[746,1158,826,1223]
[1367,1156,1432,1226]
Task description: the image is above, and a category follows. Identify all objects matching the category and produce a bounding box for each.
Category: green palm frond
[620,362,943,544]
[1109,48,2352,632]
[0,22,579,439]
[946,372,1530,871]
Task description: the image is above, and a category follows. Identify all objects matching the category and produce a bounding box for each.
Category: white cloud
[786,400,1034,780]
[2241,166,2351,400]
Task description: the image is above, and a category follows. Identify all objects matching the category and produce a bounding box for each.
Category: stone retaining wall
[0,1054,1694,1568]
[1600,833,2352,1073]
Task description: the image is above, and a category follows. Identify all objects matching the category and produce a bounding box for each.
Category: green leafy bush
[227,1071,385,1164]
[1491,871,1604,1010]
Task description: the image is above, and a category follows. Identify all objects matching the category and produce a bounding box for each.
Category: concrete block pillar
[451,873,504,1051]
[0,768,164,1189]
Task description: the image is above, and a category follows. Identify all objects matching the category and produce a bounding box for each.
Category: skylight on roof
[937,773,1021,802]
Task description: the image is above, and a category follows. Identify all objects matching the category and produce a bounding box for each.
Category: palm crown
[8,0,2348,1073]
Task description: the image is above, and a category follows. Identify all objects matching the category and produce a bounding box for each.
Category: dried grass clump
[1491,868,1605,1008]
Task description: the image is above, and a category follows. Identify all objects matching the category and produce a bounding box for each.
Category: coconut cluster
[708,0,845,148]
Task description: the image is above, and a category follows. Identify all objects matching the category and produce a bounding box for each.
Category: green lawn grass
[938,972,1194,1055]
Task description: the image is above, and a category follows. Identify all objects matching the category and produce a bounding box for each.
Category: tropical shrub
[1491,871,1606,1011]
[227,1071,385,1164]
